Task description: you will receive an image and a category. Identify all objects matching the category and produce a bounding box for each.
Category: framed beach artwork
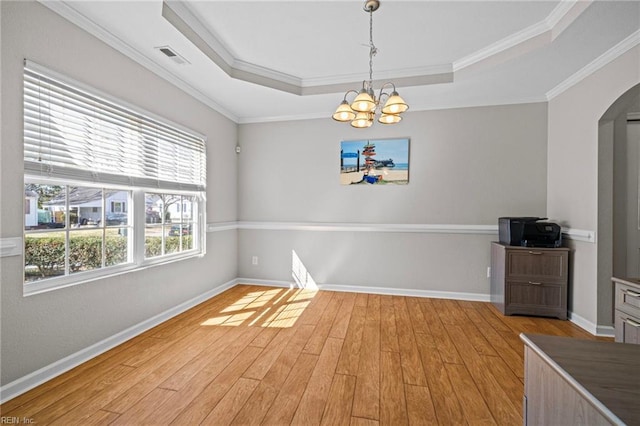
[340,138,410,185]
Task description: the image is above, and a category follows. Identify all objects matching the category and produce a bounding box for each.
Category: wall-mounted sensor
[236,146,241,154]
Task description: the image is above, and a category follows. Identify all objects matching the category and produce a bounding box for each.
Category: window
[23,61,206,294]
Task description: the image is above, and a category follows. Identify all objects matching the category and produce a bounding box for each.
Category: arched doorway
[598,83,640,327]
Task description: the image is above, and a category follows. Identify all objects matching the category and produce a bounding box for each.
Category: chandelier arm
[342,89,360,102]
[378,82,397,99]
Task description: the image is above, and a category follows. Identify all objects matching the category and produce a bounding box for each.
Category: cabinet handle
[528,251,543,255]
[623,289,640,298]
[528,281,542,285]
[624,318,640,328]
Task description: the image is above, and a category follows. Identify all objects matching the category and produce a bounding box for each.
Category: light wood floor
[1,284,608,425]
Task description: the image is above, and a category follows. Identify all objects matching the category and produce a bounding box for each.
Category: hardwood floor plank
[380,351,409,426]
[304,292,343,354]
[229,383,279,426]
[352,321,380,420]
[405,297,431,336]
[419,299,464,365]
[329,292,357,339]
[82,409,121,425]
[110,387,176,426]
[335,305,366,376]
[134,327,263,425]
[380,295,399,353]
[292,337,344,425]
[445,363,496,425]
[242,326,297,381]
[366,294,381,322]
[169,345,263,425]
[405,384,437,426]
[261,352,319,425]
[320,374,357,426]
[448,324,521,425]
[230,324,317,425]
[351,416,380,425]
[414,332,465,425]
[200,377,260,425]
[393,297,428,386]
[154,326,233,391]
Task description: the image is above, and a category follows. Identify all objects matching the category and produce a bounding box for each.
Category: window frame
[22,61,207,296]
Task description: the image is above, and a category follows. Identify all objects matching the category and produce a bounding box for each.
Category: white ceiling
[44,1,640,124]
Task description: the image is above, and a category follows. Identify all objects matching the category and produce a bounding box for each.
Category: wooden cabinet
[613,277,640,344]
[521,333,639,426]
[491,242,569,320]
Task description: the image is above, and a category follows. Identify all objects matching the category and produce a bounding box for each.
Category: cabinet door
[507,250,567,283]
[615,311,640,344]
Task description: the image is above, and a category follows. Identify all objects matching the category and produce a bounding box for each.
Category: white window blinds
[23,61,206,192]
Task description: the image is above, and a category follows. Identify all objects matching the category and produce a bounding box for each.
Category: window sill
[23,250,204,297]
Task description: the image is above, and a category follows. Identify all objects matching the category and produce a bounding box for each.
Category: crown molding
[162,1,453,96]
[39,0,239,123]
[546,29,640,101]
[454,1,589,73]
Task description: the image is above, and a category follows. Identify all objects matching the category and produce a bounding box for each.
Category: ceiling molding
[162,0,454,96]
[39,0,239,123]
[237,94,548,125]
[453,1,589,73]
[546,29,640,101]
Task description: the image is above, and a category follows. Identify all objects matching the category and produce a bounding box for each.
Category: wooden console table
[521,333,640,425]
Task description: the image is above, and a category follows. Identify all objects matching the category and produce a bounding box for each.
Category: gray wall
[0,1,238,386]
[547,44,640,328]
[238,103,548,294]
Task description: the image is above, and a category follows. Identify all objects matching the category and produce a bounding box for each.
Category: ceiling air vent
[155,45,190,65]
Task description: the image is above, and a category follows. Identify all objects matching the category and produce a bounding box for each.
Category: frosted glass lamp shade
[351,89,376,112]
[381,92,409,114]
[378,113,402,124]
[351,112,374,128]
[332,100,356,122]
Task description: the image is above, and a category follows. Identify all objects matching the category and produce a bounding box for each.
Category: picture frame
[340,137,410,185]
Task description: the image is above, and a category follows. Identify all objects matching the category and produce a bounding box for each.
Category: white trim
[0,278,237,404]
[0,237,23,258]
[236,221,498,235]
[567,311,614,337]
[628,112,640,121]
[236,278,491,302]
[595,324,615,338]
[546,29,640,101]
[207,221,239,232]
[212,221,598,244]
[562,227,596,243]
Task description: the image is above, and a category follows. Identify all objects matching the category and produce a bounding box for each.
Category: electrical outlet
[252,256,258,266]
[487,266,491,278]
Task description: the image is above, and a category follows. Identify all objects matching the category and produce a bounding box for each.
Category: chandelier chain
[368,7,377,85]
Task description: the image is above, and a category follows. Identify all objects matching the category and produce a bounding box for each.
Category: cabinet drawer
[614,310,640,344]
[506,250,568,283]
[615,282,640,319]
[507,281,564,309]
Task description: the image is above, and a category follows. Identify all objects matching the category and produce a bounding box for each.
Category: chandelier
[332,0,409,128]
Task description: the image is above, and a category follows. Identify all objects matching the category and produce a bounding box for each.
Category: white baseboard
[568,311,615,337]
[0,278,237,404]
[236,278,491,302]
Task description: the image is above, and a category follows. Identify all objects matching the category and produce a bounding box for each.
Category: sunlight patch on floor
[200,286,314,328]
